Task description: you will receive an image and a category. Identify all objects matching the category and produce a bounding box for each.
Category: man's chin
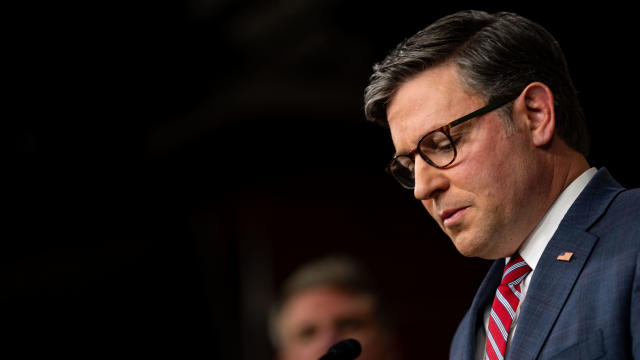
[451,236,477,257]
[454,242,509,260]
[455,246,482,258]
[450,234,492,259]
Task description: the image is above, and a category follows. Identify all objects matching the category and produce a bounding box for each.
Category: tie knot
[501,254,531,286]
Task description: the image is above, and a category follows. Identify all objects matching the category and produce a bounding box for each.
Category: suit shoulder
[616,187,640,201]
[609,188,640,216]
[593,187,640,243]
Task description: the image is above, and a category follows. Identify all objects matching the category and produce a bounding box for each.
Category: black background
[5,1,639,358]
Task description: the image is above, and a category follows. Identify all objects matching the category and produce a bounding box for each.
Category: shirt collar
[516,167,597,270]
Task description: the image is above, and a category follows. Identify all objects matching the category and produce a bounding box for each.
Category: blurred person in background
[269,256,400,360]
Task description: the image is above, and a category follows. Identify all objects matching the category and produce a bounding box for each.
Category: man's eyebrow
[404,122,449,153]
[393,128,430,157]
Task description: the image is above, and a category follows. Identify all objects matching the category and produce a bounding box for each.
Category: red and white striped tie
[485,254,531,360]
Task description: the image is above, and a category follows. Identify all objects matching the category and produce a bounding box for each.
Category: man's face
[277,287,392,360]
[387,63,542,259]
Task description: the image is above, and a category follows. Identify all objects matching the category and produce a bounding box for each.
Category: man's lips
[440,206,470,226]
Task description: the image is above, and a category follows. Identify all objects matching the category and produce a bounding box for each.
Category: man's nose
[317,329,343,357]
[413,156,449,200]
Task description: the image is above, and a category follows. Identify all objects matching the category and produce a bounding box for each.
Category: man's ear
[520,82,555,147]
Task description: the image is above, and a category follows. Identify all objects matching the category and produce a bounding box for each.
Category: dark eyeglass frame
[387,95,518,189]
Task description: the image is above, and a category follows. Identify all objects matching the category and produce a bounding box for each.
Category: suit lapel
[456,260,504,359]
[506,224,598,359]
[506,168,624,359]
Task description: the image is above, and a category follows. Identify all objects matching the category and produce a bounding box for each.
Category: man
[364,10,639,360]
[269,256,399,360]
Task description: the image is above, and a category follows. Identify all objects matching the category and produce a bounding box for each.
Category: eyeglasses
[387,95,517,189]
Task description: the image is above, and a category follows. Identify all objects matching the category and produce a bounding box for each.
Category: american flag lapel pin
[557,252,574,261]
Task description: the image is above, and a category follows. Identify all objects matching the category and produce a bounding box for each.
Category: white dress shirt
[474,167,597,360]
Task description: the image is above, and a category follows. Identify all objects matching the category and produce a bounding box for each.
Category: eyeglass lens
[390,131,455,189]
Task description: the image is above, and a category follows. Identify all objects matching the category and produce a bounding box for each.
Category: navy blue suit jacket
[450,168,639,359]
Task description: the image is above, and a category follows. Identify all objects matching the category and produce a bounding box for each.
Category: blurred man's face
[277,286,393,360]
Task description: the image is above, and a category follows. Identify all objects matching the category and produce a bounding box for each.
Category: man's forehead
[284,287,373,311]
[386,65,480,151]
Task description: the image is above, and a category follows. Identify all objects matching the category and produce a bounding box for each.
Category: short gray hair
[364,10,589,156]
